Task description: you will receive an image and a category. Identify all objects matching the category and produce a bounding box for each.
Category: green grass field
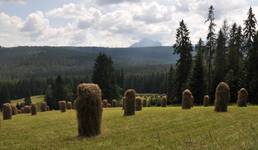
[1,106,258,150]
[10,95,44,105]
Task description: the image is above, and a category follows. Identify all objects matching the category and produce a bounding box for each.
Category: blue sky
[0,0,257,47]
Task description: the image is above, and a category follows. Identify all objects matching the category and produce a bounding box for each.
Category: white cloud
[0,0,257,47]
[22,11,49,34]
[95,0,140,5]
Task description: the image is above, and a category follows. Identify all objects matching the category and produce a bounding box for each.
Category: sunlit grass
[1,106,258,150]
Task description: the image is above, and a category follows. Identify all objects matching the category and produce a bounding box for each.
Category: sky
[0,0,257,47]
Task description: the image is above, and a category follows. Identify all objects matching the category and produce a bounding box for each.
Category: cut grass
[1,106,258,150]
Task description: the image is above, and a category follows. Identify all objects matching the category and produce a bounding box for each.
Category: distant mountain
[0,46,176,79]
[130,38,162,48]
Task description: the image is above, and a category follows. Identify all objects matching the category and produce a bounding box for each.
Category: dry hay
[75,83,102,137]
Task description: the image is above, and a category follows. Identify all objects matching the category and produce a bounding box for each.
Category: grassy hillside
[10,95,44,105]
[1,106,258,149]
[0,46,176,79]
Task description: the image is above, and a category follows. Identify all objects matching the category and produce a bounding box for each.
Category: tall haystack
[161,96,167,107]
[124,89,136,116]
[59,101,66,112]
[237,88,248,107]
[76,83,102,137]
[11,105,18,115]
[203,95,209,107]
[31,104,37,115]
[135,97,142,111]
[40,102,47,112]
[67,101,72,109]
[182,89,193,109]
[102,99,108,108]
[3,103,12,120]
[143,99,147,107]
[214,82,230,112]
[111,99,118,107]
[24,105,31,113]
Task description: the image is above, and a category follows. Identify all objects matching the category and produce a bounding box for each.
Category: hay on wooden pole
[3,103,12,120]
[237,88,248,107]
[102,99,108,108]
[143,99,147,107]
[67,101,72,110]
[203,95,209,107]
[11,105,18,115]
[31,104,37,115]
[40,102,47,112]
[182,89,193,109]
[59,101,66,112]
[124,89,136,116]
[111,99,118,107]
[76,83,102,137]
[135,97,142,111]
[24,105,31,113]
[214,82,230,112]
[161,96,167,107]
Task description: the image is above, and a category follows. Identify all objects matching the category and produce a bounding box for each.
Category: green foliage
[190,39,206,105]
[173,20,193,102]
[167,65,176,103]
[243,7,257,53]
[24,96,32,105]
[92,53,121,101]
[247,31,258,104]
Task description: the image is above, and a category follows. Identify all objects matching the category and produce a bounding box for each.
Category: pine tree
[226,23,243,102]
[92,53,121,102]
[45,84,54,109]
[243,7,257,54]
[190,39,206,105]
[167,65,176,103]
[247,31,258,104]
[173,20,192,102]
[213,29,226,88]
[53,75,66,109]
[205,5,216,99]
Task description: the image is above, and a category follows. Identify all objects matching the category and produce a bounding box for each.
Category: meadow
[1,105,258,150]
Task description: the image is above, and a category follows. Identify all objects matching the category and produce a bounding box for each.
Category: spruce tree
[247,31,258,104]
[167,65,176,103]
[92,53,121,102]
[213,29,226,89]
[173,20,192,102]
[205,5,216,99]
[226,23,243,102]
[53,75,66,109]
[243,7,257,54]
[190,39,205,105]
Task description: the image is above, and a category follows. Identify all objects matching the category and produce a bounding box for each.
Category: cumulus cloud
[0,0,257,47]
[22,11,49,34]
[95,0,140,5]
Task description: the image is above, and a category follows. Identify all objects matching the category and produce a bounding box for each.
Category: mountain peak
[130,38,162,48]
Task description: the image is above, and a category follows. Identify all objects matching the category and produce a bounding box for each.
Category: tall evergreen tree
[92,53,121,102]
[213,29,226,87]
[225,23,243,102]
[167,65,176,103]
[243,7,257,54]
[247,31,258,104]
[190,39,205,105]
[52,75,66,109]
[173,20,192,102]
[205,5,216,99]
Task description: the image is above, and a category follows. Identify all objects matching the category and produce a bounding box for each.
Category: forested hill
[0,46,177,79]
